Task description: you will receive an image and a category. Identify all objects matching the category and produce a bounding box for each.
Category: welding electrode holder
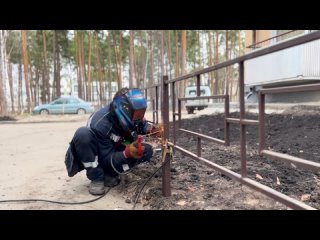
[161,140,173,163]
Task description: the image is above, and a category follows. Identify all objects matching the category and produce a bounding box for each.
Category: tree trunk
[52,31,56,99]
[160,30,165,77]
[80,33,86,100]
[175,31,179,78]
[208,31,214,92]
[0,30,8,115]
[225,30,229,95]
[112,33,120,89]
[57,35,61,98]
[164,31,169,78]
[101,65,106,104]
[18,61,23,112]
[87,31,92,101]
[107,32,112,102]
[76,32,83,99]
[229,33,234,100]
[95,32,103,105]
[180,30,187,99]
[140,30,145,87]
[112,31,122,89]
[119,32,123,88]
[149,31,154,99]
[198,31,202,69]
[143,32,149,88]
[167,30,172,79]
[35,67,40,106]
[129,30,137,88]
[21,30,32,113]
[214,31,219,95]
[157,40,161,83]
[238,30,242,56]
[29,64,35,104]
[8,61,14,112]
[42,30,49,103]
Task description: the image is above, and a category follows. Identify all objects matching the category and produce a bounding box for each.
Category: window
[54,100,64,104]
[276,30,305,42]
[54,98,67,104]
[189,90,206,95]
[67,98,80,104]
[189,90,196,95]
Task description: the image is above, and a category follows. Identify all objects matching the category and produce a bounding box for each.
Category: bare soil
[116,110,320,210]
[1,109,319,210]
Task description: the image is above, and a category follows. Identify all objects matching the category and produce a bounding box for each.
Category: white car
[185,86,211,114]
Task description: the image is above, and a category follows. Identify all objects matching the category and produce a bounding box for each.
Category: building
[244,30,320,103]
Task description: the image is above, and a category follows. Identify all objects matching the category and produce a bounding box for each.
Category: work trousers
[72,127,153,181]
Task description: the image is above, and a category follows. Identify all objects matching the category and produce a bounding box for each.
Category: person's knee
[74,127,92,145]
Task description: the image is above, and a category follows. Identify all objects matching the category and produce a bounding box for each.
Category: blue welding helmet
[112,88,147,134]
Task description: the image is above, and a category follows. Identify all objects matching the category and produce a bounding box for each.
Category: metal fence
[143,31,320,210]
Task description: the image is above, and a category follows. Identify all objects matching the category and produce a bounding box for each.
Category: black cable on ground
[0,187,111,205]
[132,156,171,210]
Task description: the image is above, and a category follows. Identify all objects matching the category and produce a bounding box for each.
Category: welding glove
[124,140,145,159]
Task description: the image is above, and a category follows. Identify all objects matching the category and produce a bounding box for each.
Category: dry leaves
[176,200,187,206]
[276,177,281,185]
[291,163,297,169]
[187,186,196,192]
[300,194,311,202]
[256,174,263,180]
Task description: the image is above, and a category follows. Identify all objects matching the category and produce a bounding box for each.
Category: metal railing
[143,31,320,209]
[246,30,301,50]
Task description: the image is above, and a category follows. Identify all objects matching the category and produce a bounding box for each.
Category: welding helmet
[111,88,147,134]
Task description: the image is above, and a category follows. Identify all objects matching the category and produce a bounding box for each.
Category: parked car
[185,85,211,114]
[32,96,95,115]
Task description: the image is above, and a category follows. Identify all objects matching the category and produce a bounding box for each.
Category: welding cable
[0,187,111,205]
[110,153,137,175]
[132,146,172,210]
[110,145,162,176]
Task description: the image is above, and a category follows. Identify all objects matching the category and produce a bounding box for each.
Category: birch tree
[21,30,32,113]
[0,30,8,115]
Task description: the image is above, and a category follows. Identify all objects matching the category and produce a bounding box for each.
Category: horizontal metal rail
[246,30,297,49]
[261,150,320,171]
[260,83,320,94]
[178,95,226,101]
[179,128,225,145]
[166,31,320,84]
[170,143,315,210]
[226,118,259,126]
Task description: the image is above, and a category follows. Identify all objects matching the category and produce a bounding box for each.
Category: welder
[65,87,160,195]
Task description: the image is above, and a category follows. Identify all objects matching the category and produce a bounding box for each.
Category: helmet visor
[132,108,146,121]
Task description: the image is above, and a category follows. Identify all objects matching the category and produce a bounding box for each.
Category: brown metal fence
[143,31,320,210]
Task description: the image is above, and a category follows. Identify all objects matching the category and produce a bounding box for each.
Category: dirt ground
[0,108,319,210]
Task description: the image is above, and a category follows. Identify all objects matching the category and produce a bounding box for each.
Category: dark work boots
[104,175,120,187]
[89,180,105,195]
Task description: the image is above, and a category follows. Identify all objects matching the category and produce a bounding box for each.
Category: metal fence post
[239,61,247,177]
[155,86,159,124]
[161,75,171,197]
[258,92,265,154]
